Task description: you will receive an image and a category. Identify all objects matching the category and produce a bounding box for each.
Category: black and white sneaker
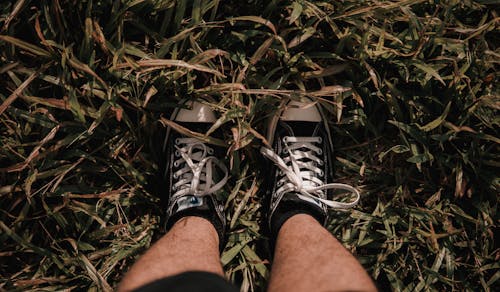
[261,99,360,229]
[162,100,228,238]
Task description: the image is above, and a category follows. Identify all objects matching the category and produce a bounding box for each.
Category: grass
[0,0,498,291]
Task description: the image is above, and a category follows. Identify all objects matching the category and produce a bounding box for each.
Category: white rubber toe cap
[175,101,216,122]
[280,100,321,122]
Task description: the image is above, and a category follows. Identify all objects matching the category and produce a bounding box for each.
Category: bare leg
[118,216,223,292]
[268,214,377,292]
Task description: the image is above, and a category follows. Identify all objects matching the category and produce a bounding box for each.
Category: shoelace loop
[172,137,228,199]
[260,136,360,209]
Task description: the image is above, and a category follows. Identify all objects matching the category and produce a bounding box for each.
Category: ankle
[173,216,221,246]
[269,201,325,243]
[168,207,225,250]
[279,213,320,234]
[270,201,325,238]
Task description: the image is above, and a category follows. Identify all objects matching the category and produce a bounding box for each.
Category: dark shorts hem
[132,271,238,292]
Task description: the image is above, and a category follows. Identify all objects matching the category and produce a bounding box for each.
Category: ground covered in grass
[0,0,498,291]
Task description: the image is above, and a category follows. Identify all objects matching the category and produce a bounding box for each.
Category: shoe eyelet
[282,148,288,154]
[317,137,323,143]
[282,136,288,143]
[207,148,214,154]
[173,173,178,179]
[173,161,180,167]
[175,150,180,157]
[318,160,324,166]
[319,170,324,177]
[175,138,181,145]
[317,149,323,155]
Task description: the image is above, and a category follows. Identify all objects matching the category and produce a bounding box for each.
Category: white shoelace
[172,138,228,200]
[260,136,360,209]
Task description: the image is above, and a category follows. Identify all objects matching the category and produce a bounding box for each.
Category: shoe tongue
[282,121,320,137]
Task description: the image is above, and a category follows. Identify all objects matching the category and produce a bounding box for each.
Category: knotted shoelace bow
[172,137,228,199]
[261,136,360,209]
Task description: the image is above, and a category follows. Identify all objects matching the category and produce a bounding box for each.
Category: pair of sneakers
[162,99,360,243]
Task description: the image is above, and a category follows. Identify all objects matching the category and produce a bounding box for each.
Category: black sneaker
[162,100,228,239]
[261,99,360,229]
